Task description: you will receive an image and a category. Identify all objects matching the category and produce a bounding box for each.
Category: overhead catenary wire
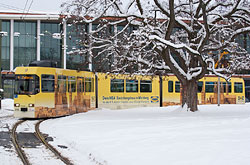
[0,2,24,11]
[22,0,34,20]
[26,0,33,14]
[21,0,29,19]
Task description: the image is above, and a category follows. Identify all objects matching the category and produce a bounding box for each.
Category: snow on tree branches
[62,0,250,111]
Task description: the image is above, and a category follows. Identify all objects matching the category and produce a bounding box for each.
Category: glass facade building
[1,21,92,70]
[0,12,250,72]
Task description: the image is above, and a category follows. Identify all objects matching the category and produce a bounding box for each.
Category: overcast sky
[0,0,67,13]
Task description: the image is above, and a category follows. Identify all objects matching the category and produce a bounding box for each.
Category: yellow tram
[14,65,246,118]
[14,67,96,118]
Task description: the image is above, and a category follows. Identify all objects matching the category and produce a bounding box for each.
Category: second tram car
[97,73,160,109]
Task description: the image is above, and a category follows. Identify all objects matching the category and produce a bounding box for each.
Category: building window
[40,22,61,67]
[140,80,152,92]
[117,25,125,32]
[126,80,138,92]
[0,20,10,70]
[111,79,124,92]
[42,74,55,92]
[14,21,37,68]
[66,24,88,70]
[234,82,243,93]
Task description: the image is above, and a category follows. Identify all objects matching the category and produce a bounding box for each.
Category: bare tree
[62,0,250,111]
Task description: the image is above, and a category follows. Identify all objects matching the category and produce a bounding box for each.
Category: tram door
[244,80,250,102]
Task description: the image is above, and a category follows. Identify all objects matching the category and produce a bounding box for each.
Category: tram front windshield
[15,75,40,95]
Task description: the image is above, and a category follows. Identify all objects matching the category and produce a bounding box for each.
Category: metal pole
[63,19,67,69]
[218,44,220,106]
[218,73,220,106]
[37,20,41,61]
[88,23,92,71]
[0,20,2,109]
[154,9,157,25]
[218,20,222,107]
[10,19,14,71]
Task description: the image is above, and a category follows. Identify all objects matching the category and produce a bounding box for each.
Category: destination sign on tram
[16,75,35,80]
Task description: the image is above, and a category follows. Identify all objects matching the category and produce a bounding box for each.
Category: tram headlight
[28,103,35,107]
[14,103,20,107]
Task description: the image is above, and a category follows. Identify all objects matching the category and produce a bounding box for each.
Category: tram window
[234,82,243,93]
[205,82,215,93]
[198,81,203,93]
[77,79,81,92]
[223,82,231,93]
[168,81,173,93]
[15,75,39,95]
[42,75,55,92]
[77,77,84,92]
[111,79,124,92]
[140,80,152,92]
[85,78,94,92]
[68,76,76,92]
[58,75,66,93]
[175,81,180,93]
[126,80,138,92]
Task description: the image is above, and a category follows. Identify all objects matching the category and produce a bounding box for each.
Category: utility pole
[217,1,225,107]
[0,20,2,109]
[62,19,67,69]
[88,22,92,71]
[217,29,221,106]
[218,53,220,106]
[217,29,223,107]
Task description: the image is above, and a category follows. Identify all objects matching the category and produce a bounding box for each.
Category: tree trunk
[181,80,198,112]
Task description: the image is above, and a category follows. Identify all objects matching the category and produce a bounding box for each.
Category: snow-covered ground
[1,99,250,165]
[0,99,21,165]
[0,99,14,117]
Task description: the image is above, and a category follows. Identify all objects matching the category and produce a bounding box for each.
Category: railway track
[11,119,73,165]
[11,120,30,165]
[0,114,14,128]
[0,114,13,119]
[35,120,73,165]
